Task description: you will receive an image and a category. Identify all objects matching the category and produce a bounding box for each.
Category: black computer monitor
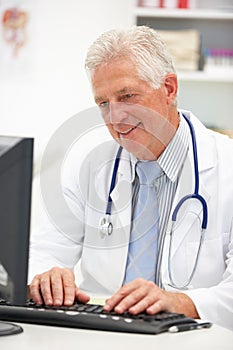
[0,135,33,306]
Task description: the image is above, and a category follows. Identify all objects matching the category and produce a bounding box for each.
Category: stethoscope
[98,114,208,289]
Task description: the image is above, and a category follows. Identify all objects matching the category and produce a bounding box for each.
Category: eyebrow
[115,87,135,95]
[94,96,106,104]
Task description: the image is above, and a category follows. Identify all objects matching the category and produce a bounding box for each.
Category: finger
[50,270,64,306]
[75,287,90,303]
[103,284,133,312]
[105,279,158,314]
[146,299,165,315]
[127,282,160,314]
[40,273,54,305]
[29,276,43,305]
[104,280,144,313]
[128,295,156,315]
[114,285,148,314]
[61,269,76,306]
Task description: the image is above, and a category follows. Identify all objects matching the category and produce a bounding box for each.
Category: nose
[109,102,128,125]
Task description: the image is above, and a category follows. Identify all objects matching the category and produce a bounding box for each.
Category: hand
[29,267,90,306]
[103,278,199,319]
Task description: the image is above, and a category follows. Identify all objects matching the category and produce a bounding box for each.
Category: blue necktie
[124,161,162,284]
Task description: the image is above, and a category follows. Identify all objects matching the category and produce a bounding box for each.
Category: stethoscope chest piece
[99,215,113,239]
[98,146,123,239]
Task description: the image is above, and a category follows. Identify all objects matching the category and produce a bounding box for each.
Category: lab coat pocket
[186,237,226,287]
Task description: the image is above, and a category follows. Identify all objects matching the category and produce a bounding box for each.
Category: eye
[121,93,136,103]
[123,93,134,100]
[98,101,109,109]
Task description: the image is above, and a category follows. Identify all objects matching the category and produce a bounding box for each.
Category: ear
[164,74,178,105]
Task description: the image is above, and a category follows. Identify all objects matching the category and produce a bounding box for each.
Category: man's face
[92,59,177,160]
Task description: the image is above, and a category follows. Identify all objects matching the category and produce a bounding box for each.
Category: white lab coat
[29,110,233,330]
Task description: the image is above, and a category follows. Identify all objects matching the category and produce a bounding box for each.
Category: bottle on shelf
[137,0,198,8]
[177,0,188,8]
[137,0,161,7]
[204,48,233,72]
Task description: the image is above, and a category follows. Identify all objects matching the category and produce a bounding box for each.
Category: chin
[120,139,155,160]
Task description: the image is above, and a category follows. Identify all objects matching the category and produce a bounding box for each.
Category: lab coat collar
[180,110,215,171]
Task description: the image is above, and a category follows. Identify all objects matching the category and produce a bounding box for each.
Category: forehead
[93,57,137,76]
[91,59,149,100]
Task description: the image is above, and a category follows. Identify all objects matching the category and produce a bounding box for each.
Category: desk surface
[0,322,233,350]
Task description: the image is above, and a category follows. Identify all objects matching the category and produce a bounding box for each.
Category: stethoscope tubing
[98,113,208,289]
[168,114,208,289]
[106,145,123,215]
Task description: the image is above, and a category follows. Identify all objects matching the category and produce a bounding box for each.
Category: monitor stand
[0,321,23,336]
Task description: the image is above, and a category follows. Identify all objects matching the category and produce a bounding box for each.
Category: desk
[1,323,233,350]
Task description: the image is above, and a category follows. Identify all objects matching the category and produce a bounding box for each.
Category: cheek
[148,90,168,115]
[106,124,118,139]
[137,129,155,147]
[100,108,110,123]
[142,103,168,133]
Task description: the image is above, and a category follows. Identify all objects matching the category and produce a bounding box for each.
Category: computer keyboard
[0,298,197,334]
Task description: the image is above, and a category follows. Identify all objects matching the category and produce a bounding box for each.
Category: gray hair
[85,25,176,90]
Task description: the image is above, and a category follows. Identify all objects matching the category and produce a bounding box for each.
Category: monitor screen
[0,135,33,306]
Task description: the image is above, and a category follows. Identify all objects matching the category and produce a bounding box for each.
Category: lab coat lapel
[99,150,132,289]
[109,149,132,243]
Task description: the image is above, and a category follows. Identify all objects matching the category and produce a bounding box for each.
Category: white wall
[1,0,134,165]
[1,0,134,227]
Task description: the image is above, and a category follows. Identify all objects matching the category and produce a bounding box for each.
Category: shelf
[134,3,233,129]
[134,7,233,20]
[177,70,233,82]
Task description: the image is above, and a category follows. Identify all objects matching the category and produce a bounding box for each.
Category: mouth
[118,122,141,136]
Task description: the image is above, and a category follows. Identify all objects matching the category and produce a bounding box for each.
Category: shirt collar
[129,152,138,183]
[129,112,189,183]
[158,112,189,182]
